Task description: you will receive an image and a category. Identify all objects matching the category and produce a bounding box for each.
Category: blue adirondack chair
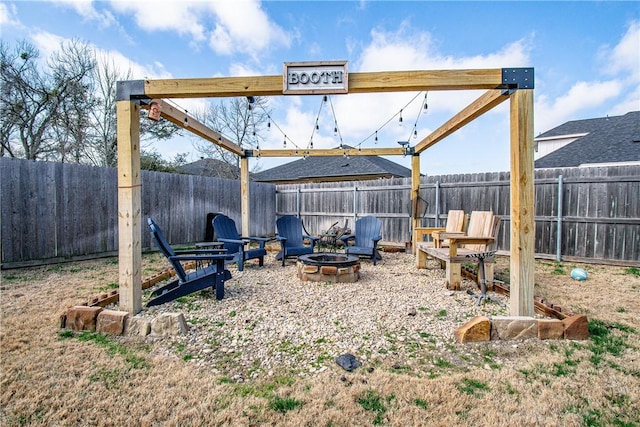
[147,218,232,306]
[275,215,319,266]
[339,215,383,265]
[213,214,269,271]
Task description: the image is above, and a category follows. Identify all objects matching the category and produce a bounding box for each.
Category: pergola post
[240,157,250,236]
[411,154,421,253]
[116,100,142,314]
[509,89,535,316]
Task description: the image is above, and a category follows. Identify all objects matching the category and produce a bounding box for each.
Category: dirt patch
[1,253,638,426]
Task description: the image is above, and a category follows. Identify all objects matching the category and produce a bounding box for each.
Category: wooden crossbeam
[414,89,510,154]
[143,69,505,99]
[143,100,244,157]
[248,147,405,157]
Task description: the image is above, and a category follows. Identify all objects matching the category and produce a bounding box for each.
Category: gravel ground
[136,251,514,381]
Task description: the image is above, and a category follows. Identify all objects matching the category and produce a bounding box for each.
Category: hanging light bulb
[399,109,403,126]
[323,95,328,102]
[334,125,338,136]
[283,135,287,147]
[310,140,314,149]
[315,121,319,131]
[375,130,378,144]
[413,128,418,139]
[423,93,429,113]
[183,117,189,127]
[267,120,271,131]
[343,151,348,158]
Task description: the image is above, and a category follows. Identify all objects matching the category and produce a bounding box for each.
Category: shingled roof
[535,111,640,168]
[178,158,242,180]
[252,146,412,183]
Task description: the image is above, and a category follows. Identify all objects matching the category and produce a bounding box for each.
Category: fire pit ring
[297,253,361,283]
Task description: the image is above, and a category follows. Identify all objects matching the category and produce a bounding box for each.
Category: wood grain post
[116,101,142,314]
[241,157,250,236]
[509,89,535,316]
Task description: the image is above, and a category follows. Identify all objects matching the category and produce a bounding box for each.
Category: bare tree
[0,39,95,160]
[193,96,270,176]
[50,41,97,162]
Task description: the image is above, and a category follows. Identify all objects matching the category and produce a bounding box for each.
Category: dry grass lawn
[1,253,639,426]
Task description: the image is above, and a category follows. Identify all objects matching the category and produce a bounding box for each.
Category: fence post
[556,174,563,262]
[434,180,440,227]
[353,185,358,221]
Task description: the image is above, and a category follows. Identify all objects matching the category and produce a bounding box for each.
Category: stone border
[454,314,589,343]
[61,306,188,337]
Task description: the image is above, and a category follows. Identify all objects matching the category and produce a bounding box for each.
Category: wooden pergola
[116,67,534,317]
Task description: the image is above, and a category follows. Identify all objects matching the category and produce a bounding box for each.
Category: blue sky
[2,1,638,175]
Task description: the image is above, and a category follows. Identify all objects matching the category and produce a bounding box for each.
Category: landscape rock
[491,316,537,340]
[65,306,103,331]
[96,309,129,335]
[563,314,589,340]
[335,353,361,371]
[454,316,491,343]
[125,317,151,336]
[150,313,189,336]
[537,319,564,340]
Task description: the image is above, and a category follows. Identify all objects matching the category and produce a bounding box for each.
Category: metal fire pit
[297,253,361,283]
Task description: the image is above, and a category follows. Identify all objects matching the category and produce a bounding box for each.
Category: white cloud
[602,20,640,78]
[535,80,623,132]
[0,2,19,26]
[207,0,290,58]
[102,0,289,59]
[535,20,640,133]
[108,1,206,41]
[30,31,67,59]
[50,0,116,27]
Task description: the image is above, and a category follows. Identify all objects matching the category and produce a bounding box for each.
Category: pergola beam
[245,147,406,157]
[414,89,510,154]
[143,69,505,99]
[143,100,244,157]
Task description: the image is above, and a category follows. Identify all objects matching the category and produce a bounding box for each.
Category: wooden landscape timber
[461,265,571,320]
[83,261,197,308]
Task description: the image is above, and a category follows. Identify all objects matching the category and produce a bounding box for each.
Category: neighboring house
[252,146,413,184]
[534,111,640,169]
[178,158,243,180]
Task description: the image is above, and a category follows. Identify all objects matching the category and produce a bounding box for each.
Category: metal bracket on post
[499,68,534,90]
[116,80,147,101]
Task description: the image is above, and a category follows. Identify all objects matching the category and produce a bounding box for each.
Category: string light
[413,127,418,139]
[399,109,403,126]
[375,131,378,143]
[283,135,287,147]
[184,110,189,127]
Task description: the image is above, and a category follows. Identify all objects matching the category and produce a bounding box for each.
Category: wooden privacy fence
[1,158,276,267]
[276,165,639,265]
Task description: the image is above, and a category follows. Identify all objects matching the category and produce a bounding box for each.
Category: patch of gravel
[138,251,513,381]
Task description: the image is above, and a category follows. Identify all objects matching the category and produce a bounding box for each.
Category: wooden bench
[413,210,467,251]
[416,213,501,291]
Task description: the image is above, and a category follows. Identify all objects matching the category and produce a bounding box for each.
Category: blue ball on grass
[570,268,588,281]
